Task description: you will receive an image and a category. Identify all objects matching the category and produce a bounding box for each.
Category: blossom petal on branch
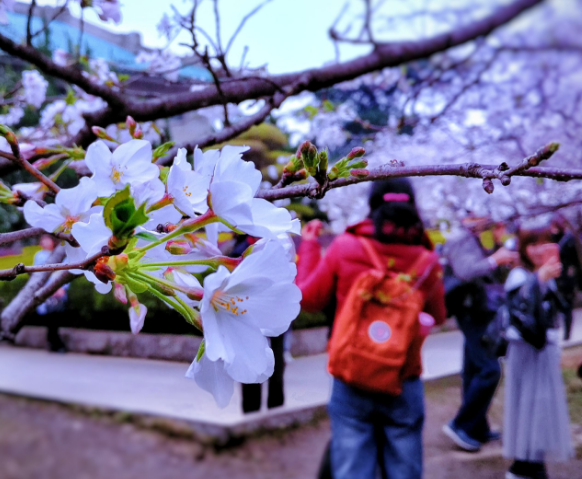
[238,198,301,238]
[23,201,64,233]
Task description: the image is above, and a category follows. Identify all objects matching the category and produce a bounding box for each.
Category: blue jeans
[453,314,501,441]
[328,378,424,479]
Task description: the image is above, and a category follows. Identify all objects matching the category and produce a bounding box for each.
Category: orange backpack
[327,237,434,395]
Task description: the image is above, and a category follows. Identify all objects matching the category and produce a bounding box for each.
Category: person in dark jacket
[550,214,582,340]
[503,227,573,479]
[298,179,446,479]
[442,216,518,452]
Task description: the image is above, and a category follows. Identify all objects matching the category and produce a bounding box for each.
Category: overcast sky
[29,0,499,74]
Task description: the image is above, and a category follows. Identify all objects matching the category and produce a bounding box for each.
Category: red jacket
[297,219,446,379]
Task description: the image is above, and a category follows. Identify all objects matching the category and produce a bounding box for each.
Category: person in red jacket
[297,179,446,479]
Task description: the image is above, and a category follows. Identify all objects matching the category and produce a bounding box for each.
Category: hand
[538,257,562,282]
[302,220,323,242]
[490,247,519,266]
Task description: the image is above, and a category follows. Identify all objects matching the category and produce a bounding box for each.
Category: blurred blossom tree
[0,0,580,406]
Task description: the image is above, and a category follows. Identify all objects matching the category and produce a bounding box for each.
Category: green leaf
[103,185,149,239]
[103,185,132,231]
[196,339,205,362]
[118,73,130,82]
[152,141,175,159]
[64,89,77,106]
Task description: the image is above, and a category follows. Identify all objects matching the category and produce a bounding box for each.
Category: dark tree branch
[0,228,75,247]
[0,248,106,280]
[0,33,127,110]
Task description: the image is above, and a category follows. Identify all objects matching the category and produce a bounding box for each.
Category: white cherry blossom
[23,177,101,233]
[200,241,301,383]
[22,70,48,109]
[85,139,159,197]
[71,213,112,257]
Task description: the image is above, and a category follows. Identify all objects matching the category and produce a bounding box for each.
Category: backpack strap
[359,237,386,272]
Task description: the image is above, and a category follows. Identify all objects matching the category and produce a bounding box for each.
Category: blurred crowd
[297,179,582,479]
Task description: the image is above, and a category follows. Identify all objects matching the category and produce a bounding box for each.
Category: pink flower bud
[133,127,143,139]
[350,168,369,178]
[482,178,494,194]
[91,126,115,142]
[346,147,365,161]
[114,283,128,304]
[166,240,192,255]
[126,116,137,136]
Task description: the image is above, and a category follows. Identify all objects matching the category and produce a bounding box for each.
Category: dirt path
[1,348,581,479]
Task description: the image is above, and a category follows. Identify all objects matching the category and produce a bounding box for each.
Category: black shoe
[480,429,501,443]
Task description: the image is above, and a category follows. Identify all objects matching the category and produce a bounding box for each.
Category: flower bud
[114,283,128,304]
[297,140,312,159]
[350,168,369,178]
[132,127,143,139]
[482,178,494,194]
[94,258,116,284]
[303,144,319,177]
[283,155,303,174]
[318,150,328,172]
[346,147,365,161]
[166,240,192,255]
[91,126,116,142]
[126,116,137,136]
[0,125,19,157]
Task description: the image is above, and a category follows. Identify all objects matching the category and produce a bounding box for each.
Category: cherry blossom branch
[158,77,309,165]
[0,248,109,281]
[257,142,565,201]
[0,228,75,247]
[0,142,60,193]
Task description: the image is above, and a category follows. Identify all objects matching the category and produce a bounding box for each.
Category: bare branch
[0,228,75,247]
[257,142,565,201]
[1,144,60,194]
[0,247,106,280]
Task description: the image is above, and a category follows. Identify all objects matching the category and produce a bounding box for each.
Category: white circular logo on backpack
[368,321,391,343]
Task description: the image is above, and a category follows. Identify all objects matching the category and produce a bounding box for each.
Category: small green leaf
[103,185,132,231]
[196,339,205,362]
[118,73,130,82]
[152,141,176,159]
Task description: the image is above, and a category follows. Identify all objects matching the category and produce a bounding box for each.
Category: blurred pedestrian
[442,216,518,451]
[298,179,446,479]
[34,235,68,353]
[503,227,573,479]
[550,213,582,340]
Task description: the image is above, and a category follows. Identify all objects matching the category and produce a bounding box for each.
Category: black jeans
[453,314,501,441]
[242,334,285,413]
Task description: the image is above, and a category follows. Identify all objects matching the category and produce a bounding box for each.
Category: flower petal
[185,354,234,409]
[23,201,63,232]
[85,140,112,178]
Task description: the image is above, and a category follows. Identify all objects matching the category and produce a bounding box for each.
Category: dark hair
[517,227,552,271]
[368,179,425,245]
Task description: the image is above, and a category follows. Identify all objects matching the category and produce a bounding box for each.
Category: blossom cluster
[20,138,301,408]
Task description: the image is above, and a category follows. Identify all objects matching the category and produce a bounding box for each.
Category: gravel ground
[1,348,582,479]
